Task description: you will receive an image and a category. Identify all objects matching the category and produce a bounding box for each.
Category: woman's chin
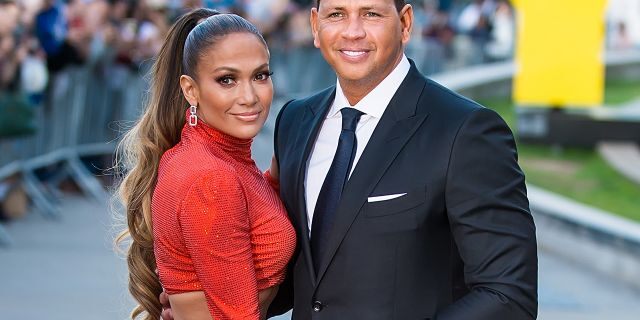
[229,126,263,140]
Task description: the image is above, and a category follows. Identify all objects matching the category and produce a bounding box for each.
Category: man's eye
[365,12,381,17]
[328,12,343,18]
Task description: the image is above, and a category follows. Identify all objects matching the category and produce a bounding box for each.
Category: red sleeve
[178,172,260,319]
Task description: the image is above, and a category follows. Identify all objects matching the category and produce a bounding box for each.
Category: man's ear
[310,7,321,49]
[399,4,414,45]
[180,75,199,106]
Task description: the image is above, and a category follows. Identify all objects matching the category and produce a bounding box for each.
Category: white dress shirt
[304,55,411,232]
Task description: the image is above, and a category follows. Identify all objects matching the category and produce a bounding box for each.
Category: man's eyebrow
[323,6,345,11]
[323,5,385,11]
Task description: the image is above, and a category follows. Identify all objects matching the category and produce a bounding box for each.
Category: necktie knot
[340,108,364,131]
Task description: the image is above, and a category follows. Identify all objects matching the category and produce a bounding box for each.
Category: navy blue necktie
[311,107,364,271]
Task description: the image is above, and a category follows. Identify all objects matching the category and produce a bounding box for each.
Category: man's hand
[159,290,173,320]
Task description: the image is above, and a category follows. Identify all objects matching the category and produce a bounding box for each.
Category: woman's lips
[231,111,261,122]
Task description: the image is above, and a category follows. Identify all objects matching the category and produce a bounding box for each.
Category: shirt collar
[329,54,411,119]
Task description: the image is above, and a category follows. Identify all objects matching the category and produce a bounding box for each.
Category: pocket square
[367,193,407,203]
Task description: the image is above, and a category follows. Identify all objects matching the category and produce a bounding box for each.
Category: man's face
[311,0,412,87]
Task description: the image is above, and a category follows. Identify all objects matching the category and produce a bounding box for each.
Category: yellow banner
[513,0,608,108]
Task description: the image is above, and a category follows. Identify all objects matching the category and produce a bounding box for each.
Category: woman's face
[181,32,273,140]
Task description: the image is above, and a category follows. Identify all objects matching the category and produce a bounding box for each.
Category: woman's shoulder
[161,141,234,171]
[187,165,242,194]
[157,143,240,196]
[176,166,248,226]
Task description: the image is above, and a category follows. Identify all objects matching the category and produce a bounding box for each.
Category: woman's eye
[255,71,273,81]
[218,76,235,86]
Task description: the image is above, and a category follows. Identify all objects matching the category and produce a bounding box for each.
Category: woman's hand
[269,155,279,181]
[159,290,174,320]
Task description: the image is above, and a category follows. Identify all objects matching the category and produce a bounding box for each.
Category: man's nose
[341,16,366,40]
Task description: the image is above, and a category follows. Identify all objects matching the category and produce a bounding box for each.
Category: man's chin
[335,67,372,84]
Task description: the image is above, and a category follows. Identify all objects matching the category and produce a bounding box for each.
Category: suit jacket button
[312,301,323,312]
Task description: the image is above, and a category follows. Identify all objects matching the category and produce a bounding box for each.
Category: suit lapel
[314,65,429,285]
[291,88,336,284]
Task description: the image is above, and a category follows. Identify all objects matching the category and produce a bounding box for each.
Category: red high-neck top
[152,117,296,319]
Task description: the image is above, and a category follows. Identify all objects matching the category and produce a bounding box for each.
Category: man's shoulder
[274,86,335,138]
[420,77,485,117]
[418,76,510,136]
[284,86,336,114]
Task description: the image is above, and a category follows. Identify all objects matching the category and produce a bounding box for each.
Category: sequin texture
[152,115,296,319]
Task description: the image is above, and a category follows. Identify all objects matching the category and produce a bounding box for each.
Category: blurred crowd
[1,0,177,97]
[409,0,515,74]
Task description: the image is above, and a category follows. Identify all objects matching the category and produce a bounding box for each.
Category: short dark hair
[316,0,407,11]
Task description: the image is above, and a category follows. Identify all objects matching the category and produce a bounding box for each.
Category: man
[164,0,537,319]
[269,0,537,319]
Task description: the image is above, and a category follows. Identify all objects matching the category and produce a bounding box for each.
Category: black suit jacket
[269,62,538,320]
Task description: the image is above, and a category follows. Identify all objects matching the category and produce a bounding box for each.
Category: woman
[116,8,296,320]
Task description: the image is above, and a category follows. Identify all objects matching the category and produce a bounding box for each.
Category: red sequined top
[152,117,296,319]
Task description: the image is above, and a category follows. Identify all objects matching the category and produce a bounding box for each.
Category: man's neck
[338,54,404,106]
[339,79,377,106]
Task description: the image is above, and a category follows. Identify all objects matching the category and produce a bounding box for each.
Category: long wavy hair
[114,8,266,320]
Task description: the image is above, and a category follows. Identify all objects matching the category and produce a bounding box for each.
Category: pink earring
[189,105,198,127]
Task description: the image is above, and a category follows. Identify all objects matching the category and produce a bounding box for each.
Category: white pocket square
[367,193,407,203]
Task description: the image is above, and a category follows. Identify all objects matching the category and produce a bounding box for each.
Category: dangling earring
[189,105,198,127]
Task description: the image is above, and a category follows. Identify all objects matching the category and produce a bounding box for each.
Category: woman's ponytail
[115,8,219,320]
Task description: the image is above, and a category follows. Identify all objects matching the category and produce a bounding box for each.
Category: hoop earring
[189,105,198,127]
